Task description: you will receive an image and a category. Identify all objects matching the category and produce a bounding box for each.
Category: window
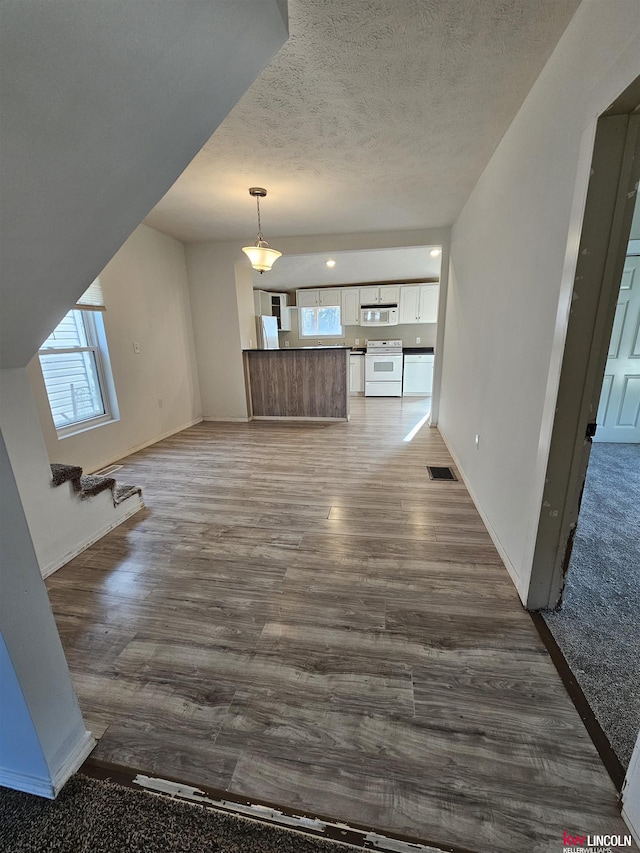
[299,306,343,338]
[39,308,117,436]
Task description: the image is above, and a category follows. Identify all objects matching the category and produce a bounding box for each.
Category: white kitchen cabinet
[297,289,319,307]
[254,290,291,331]
[379,285,400,303]
[418,284,439,324]
[399,284,439,324]
[359,285,400,305]
[359,286,380,305]
[399,286,420,323]
[254,289,273,316]
[270,293,291,331]
[349,354,364,395]
[341,288,360,325]
[318,288,341,306]
[403,353,434,396]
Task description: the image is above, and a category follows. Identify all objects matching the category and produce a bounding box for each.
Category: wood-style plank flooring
[45,398,629,853]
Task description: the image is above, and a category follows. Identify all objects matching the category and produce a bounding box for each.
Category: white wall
[0,428,94,797]
[438,2,640,604]
[28,225,202,474]
[1,368,141,577]
[186,242,253,421]
[189,229,450,420]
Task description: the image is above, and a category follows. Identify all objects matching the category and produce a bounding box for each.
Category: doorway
[529,82,640,781]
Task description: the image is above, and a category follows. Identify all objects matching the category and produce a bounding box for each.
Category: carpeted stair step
[78,474,116,499]
[50,463,83,489]
[113,483,143,505]
[51,463,142,507]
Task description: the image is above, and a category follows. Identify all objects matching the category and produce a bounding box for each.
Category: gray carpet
[543,442,640,768]
[0,775,355,853]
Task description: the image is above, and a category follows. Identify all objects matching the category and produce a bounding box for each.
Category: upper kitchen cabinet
[359,285,400,305]
[297,288,341,307]
[254,289,272,316]
[254,290,291,330]
[318,288,341,306]
[297,289,320,307]
[399,284,439,324]
[341,288,360,326]
[270,293,291,331]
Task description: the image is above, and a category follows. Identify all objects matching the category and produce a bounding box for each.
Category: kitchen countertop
[349,346,434,354]
[245,346,351,352]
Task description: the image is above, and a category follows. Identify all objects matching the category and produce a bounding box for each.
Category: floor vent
[427,465,457,481]
[94,464,123,477]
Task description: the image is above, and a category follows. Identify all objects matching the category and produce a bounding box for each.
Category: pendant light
[242,187,282,273]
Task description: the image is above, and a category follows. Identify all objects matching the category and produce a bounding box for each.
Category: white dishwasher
[403,353,434,396]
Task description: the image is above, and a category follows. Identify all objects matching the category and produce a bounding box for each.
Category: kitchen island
[244,347,350,420]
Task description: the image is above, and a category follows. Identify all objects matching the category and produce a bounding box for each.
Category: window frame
[298,305,344,339]
[38,309,118,438]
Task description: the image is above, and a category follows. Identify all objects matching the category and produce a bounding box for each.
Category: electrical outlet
[416,337,421,344]
[284,340,290,347]
[355,338,360,346]
[133,341,140,354]
[475,433,480,449]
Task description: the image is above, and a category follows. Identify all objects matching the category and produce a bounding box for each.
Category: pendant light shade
[242,243,282,272]
[241,188,282,273]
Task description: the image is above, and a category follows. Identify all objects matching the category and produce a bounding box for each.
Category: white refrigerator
[257,315,279,349]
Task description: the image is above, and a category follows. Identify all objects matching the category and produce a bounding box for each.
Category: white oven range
[365,339,403,396]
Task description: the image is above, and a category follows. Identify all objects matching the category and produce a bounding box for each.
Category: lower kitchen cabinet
[350,354,364,395]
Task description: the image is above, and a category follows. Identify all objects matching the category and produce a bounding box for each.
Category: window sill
[56,415,119,440]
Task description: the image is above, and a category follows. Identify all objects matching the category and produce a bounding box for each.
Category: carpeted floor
[543,442,640,768]
[0,774,357,853]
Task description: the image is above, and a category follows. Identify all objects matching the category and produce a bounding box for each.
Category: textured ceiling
[251,246,443,292]
[144,0,580,244]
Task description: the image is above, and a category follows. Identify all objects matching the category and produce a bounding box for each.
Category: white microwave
[360,305,399,326]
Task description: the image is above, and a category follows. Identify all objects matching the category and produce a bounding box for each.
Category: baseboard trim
[85,418,204,474]
[0,730,95,799]
[0,767,55,799]
[202,416,251,423]
[251,416,348,422]
[41,497,143,579]
[52,729,96,796]
[438,426,527,604]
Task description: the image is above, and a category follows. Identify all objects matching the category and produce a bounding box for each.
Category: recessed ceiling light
[326,259,336,268]
[430,248,441,257]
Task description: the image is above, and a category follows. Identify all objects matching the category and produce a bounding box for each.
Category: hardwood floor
[45,398,630,852]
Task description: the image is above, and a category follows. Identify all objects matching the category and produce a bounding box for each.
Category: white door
[399,286,419,323]
[349,355,364,394]
[595,255,640,442]
[360,286,379,304]
[297,289,319,307]
[319,288,340,306]
[365,354,403,383]
[341,288,360,325]
[379,285,400,303]
[418,285,439,323]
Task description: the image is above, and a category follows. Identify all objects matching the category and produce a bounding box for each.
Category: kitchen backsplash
[279,308,437,349]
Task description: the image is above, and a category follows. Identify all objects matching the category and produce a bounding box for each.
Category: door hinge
[585,421,598,439]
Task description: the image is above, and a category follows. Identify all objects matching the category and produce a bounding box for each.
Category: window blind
[75,278,105,311]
